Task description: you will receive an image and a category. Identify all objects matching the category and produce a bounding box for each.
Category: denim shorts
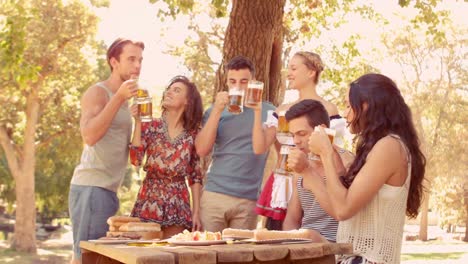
[68,185,119,259]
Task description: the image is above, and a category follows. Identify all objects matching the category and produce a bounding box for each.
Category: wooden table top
[80,240,353,264]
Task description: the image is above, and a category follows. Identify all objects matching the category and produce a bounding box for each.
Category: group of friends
[68,38,426,264]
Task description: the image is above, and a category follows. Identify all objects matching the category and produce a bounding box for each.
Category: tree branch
[0,125,21,180]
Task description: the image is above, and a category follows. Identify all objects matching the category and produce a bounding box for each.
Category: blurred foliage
[382,15,467,228]
[0,0,107,222]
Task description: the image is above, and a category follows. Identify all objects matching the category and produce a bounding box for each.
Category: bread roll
[119,222,161,232]
[254,229,312,240]
[222,228,254,239]
[109,225,119,232]
[107,216,140,226]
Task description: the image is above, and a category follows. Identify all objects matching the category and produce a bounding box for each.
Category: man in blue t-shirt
[195,56,275,232]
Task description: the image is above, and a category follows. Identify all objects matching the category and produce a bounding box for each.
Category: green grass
[0,247,71,264]
[401,252,466,261]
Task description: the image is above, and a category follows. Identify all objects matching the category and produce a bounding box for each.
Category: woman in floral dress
[129,76,203,238]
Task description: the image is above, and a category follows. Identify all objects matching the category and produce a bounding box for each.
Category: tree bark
[9,89,40,253]
[464,178,468,242]
[215,0,286,105]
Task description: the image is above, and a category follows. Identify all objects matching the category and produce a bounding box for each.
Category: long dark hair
[161,76,203,132]
[343,73,426,218]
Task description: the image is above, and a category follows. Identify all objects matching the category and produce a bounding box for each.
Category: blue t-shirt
[203,102,276,200]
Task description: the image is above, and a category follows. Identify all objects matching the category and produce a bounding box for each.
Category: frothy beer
[228,88,244,114]
[138,98,153,122]
[245,81,264,107]
[137,89,149,99]
[277,111,289,134]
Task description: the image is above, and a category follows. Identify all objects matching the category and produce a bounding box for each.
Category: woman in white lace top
[305,73,426,263]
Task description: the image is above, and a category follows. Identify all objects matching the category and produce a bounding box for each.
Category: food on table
[119,222,161,232]
[170,230,222,241]
[222,228,255,239]
[104,215,162,240]
[254,229,313,240]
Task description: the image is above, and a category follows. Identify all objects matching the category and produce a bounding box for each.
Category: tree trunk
[419,192,429,241]
[10,90,40,253]
[215,0,286,105]
[464,178,468,242]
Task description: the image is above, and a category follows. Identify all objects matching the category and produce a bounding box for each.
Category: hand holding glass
[228,87,244,114]
[308,127,336,161]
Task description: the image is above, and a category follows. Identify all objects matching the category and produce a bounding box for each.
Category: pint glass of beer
[137,97,153,122]
[277,111,289,134]
[228,87,244,114]
[245,80,264,107]
[309,127,336,160]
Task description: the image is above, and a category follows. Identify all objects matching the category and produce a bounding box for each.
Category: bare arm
[195,92,229,157]
[80,80,137,146]
[310,130,405,221]
[190,182,202,231]
[129,104,142,146]
[283,175,303,230]
[251,109,276,154]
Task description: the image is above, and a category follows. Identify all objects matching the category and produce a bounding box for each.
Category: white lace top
[337,135,411,264]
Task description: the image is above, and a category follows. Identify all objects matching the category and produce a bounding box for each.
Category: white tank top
[71,82,132,192]
[337,135,411,263]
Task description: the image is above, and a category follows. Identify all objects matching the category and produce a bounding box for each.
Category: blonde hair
[294,51,324,84]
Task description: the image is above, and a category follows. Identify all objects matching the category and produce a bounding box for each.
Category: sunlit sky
[83,0,467,98]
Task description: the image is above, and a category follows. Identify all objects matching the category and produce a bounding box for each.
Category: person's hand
[213,91,229,113]
[308,126,334,158]
[288,147,309,173]
[244,99,262,112]
[191,211,202,231]
[130,104,140,120]
[116,78,138,100]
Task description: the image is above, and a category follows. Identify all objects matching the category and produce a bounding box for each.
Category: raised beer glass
[137,97,153,122]
[245,80,264,107]
[309,127,336,161]
[134,79,153,122]
[228,87,244,114]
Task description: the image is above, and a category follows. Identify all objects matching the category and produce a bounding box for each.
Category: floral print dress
[129,116,202,229]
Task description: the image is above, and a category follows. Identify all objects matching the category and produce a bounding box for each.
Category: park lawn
[401,252,467,261]
[0,246,71,264]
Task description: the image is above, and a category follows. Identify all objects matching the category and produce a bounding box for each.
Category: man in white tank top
[68,38,144,264]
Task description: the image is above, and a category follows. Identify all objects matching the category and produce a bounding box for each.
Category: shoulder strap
[95,82,114,99]
[388,134,412,185]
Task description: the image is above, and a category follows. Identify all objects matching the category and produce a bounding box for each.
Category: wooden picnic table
[80,240,353,264]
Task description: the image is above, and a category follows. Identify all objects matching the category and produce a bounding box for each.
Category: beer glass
[137,97,153,122]
[309,127,336,161]
[228,87,244,114]
[277,111,289,134]
[245,80,264,107]
[277,145,293,174]
[134,79,153,122]
[276,111,294,145]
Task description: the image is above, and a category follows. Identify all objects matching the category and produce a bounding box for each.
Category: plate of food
[245,238,313,244]
[168,240,228,246]
[221,228,254,241]
[89,237,138,244]
[168,230,226,246]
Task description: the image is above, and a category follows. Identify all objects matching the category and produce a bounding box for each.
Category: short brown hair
[294,51,324,84]
[107,38,145,71]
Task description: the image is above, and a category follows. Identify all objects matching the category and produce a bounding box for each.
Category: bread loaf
[109,225,119,232]
[254,229,312,240]
[119,222,161,232]
[222,228,254,239]
[107,216,140,226]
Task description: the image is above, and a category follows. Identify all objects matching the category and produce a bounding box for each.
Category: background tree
[383,16,467,241]
[0,0,105,252]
